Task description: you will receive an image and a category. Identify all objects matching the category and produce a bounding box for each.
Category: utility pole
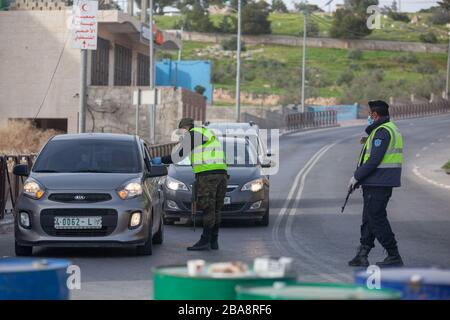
[236,0,242,122]
[79,49,87,133]
[178,26,184,61]
[300,5,307,113]
[446,34,450,99]
[149,0,156,144]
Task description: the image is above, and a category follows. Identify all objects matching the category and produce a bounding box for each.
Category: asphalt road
[1,114,449,299]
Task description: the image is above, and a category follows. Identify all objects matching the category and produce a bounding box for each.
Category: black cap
[178,117,194,129]
[368,100,389,111]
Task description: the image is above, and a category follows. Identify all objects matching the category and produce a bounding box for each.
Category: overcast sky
[284,0,440,12]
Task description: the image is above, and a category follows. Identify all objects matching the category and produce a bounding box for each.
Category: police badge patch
[374,139,382,147]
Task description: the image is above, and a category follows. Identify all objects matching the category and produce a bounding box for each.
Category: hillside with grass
[157,40,447,106]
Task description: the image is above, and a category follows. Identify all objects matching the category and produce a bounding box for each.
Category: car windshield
[176,137,258,167]
[33,139,141,173]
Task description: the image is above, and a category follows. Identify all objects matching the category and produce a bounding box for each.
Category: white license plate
[224,197,231,205]
[54,216,102,230]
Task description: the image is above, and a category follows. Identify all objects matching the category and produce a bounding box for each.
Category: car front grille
[183,202,245,212]
[48,193,112,203]
[40,208,118,237]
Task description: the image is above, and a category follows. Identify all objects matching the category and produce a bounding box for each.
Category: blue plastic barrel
[354,268,450,300]
[0,258,71,300]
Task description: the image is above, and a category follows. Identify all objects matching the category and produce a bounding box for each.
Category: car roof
[51,133,137,142]
[206,122,258,131]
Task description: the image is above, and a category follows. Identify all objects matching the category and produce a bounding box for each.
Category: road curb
[0,216,14,235]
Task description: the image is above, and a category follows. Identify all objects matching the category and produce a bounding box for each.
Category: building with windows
[0,2,201,141]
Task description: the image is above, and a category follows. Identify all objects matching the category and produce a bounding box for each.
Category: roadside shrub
[393,53,418,64]
[427,9,450,25]
[415,61,438,74]
[221,36,246,51]
[349,63,361,71]
[336,70,354,86]
[0,120,60,154]
[348,49,363,60]
[387,11,410,22]
[194,85,206,96]
[419,32,438,43]
[371,69,385,82]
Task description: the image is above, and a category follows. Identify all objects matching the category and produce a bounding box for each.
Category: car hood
[30,173,141,190]
[168,165,261,186]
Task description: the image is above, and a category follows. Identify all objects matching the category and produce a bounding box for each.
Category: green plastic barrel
[153,265,297,300]
[236,282,402,300]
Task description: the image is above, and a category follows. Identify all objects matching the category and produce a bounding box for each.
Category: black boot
[376,247,404,267]
[210,224,219,250]
[187,228,211,251]
[348,245,372,267]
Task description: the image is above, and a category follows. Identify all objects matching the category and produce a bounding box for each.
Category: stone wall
[87,86,206,144]
[169,31,448,54]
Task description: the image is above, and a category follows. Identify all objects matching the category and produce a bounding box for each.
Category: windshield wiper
[33,170,60,173]
[69,170,113,173]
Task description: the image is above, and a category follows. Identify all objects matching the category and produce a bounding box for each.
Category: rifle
[191,181,197,232]
[341,186,353,213]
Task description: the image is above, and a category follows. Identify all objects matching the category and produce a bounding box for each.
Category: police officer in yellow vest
[348,101,404,267]
[160,118,228,251]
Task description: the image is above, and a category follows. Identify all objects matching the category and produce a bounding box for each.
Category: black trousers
[360,186,398,250]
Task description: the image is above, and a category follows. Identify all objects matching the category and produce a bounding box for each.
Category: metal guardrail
[286,110,338,132]
[390,101,450,120]
[0,155,35,220]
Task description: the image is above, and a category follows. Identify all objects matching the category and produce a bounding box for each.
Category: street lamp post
[300,8,307,113]
[149,0,156,144]
[236,0,242,122]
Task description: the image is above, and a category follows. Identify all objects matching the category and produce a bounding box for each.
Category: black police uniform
[350,115,403,267]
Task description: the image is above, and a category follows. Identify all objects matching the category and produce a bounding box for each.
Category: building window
[114,44,132,86]
[137,53,149,86]
[91,38,110,86]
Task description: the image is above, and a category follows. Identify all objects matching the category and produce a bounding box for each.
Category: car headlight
[23,180,45,200]
[241,178,264,192]
[117,179,143,200]
[165,176,188,191]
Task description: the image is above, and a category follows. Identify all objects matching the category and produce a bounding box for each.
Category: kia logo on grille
[74,195,86,201]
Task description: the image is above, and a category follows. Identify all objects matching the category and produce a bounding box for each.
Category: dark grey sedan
[162,136,271,226]
[13,133,167,256]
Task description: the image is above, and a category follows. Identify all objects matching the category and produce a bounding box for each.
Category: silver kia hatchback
[12,133,167,256]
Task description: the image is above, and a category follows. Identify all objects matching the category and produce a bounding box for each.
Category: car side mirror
[146,165,167,178]
[13,164,29,177]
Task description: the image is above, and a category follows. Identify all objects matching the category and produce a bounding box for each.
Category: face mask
[367,116,374,126]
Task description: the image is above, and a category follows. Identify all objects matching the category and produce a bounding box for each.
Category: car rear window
[33,139,141,173]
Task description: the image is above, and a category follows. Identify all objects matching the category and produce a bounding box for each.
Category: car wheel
[152,216,164,245]
[259,209,270,227]
[136,218,153,256]
[15,241,33,256]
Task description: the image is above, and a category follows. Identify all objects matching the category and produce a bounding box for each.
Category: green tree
[330,0,379,39]
[218,15,237,33]
[242,1,272,35]
[183,2,216,32]
[230,0,249,10]
[438,0,450,10]
[272,0,288,13]
[294,2,324,13]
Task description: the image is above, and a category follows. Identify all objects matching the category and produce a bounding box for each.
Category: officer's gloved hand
[348,176,358,191]
[151,157,162,165]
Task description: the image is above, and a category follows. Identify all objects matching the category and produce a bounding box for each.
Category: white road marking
[416,154,421,157]
[412,166,450,190]
[422,146,428,151]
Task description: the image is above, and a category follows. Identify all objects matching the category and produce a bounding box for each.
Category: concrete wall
[0,10,80,132]
[170,31,448,54]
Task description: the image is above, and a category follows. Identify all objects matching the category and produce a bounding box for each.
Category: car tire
[259,209,270,227]
[136,219,153,256]
[15,241,33,256]
[152,217,164,245]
